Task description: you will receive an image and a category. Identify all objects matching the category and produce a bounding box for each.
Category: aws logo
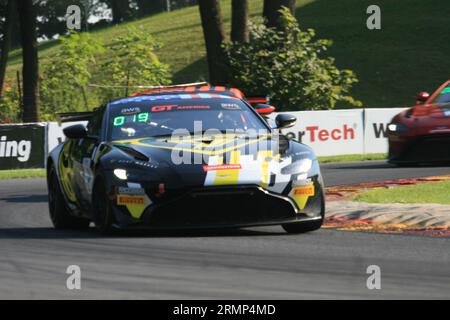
[0,136,32,162]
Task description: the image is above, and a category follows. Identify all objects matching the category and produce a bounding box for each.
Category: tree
[136,0,165,16]
[99,27,171,102]
[198,0,227,85]
[231,0,249,43]
[0,0,15,99]
[108,0,131,24]
[224,8,361,111]
[40,32,105,119]
[18,0,40,123]
[263,0,296,29]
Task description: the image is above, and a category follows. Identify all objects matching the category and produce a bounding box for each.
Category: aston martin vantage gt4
[47,86,325,234]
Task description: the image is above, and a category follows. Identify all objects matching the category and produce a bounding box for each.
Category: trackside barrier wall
[278,109,365,156]
[362,108,407,154]
[0,123,47,170]
[0,108,409,170]
[277,108,408,156]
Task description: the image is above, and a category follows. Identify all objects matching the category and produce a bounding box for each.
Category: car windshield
[434,86,450,103]
[108,95,270,141]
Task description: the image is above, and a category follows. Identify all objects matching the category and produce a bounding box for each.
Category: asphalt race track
[322,160,450,186]
[0,161,449,299]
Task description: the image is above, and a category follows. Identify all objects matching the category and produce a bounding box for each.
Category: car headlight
[388,123,409,133]
[113,169,128,180]
[281,158,313,175]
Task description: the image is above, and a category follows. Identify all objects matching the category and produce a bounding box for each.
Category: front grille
[142,186,297,227]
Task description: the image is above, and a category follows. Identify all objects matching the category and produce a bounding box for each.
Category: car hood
[110,133,315,191]
[409,103,450,119]
[113,133,285,165]
[397,103,450,135]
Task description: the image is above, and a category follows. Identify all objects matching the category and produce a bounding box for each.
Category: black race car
[47,85,325,234]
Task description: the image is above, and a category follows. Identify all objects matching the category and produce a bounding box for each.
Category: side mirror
[255,104,276,116]
[275,114,297,129]
[416,91,430,105]
[63,124,87,139]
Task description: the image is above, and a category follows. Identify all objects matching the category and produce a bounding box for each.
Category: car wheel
[48,168,90,229]
[92,176,115,234]
[282,194,325,234]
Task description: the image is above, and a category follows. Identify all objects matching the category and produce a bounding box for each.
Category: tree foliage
[40,32,104,120]
[0,78,20,123]
[39,27,171,120]
[98,27,171,102]
[224,8,361,111]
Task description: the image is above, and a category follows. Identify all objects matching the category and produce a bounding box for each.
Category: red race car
[388,80,450,165]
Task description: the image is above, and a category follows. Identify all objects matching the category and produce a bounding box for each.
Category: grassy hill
[5,0,450,108]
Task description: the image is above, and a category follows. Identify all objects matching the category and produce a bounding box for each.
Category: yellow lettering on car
[290,184,315,210]
[117,195,150,219]
[213,151,241,186]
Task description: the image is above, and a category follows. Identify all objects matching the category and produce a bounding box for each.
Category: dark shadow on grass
[172,57,208,84]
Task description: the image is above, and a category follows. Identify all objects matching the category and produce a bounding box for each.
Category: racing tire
[92,175,116,234]
[48,168,90,230]
[282,194,325,234]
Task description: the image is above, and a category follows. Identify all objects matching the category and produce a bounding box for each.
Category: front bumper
[111,184,324,230]
[388,133,450,163]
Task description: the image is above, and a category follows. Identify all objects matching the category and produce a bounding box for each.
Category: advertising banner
[42,108,410,161]
[0,123,46,170]
[278,109,365,156]
[363,108,408,154]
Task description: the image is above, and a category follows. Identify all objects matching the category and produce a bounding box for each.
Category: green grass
[354,180,450,205]
[0,169,46,180]
[5,0,450,108]
[317,153,387,164]
[6,0,264,85]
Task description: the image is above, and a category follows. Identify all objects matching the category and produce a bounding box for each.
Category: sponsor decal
[221,103,241,110]
[290,183,315,210]
[117,183,152,219]
[117,195,145,206]
[121,107,141,115]
[203,150,292,193]
[151,105,210,112]
[294,185,315,196]
[117,187,145,195]
[203,164,242,172]
[210,151,241,186]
